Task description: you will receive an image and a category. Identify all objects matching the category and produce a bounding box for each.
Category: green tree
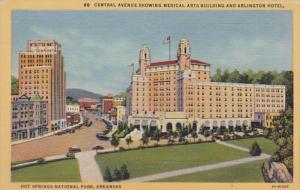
[167,130,173,139]
[228,69,241,82]
[258,71,274,84]
[141,134,149,147]
[104,167,112,182]
[212,68,222,82]
[66,96,78,104]
[282,71,293,108]
[191,130,198,142]
[113,168,122,181]
[153,128,161,145]
[120,164,130,180]
[244,69,254,83]
[11,75,19,95]
[249,141,262,156]
[187,123,192,134]
[221,69,230,82]
[110,137,119,150]
[270,108,293,174]
[125,136,133,148]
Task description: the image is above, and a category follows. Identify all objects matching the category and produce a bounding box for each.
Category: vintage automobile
[92,145,104,150]
[68,145,81,153]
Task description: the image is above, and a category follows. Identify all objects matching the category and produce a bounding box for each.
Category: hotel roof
[149,59,210,67]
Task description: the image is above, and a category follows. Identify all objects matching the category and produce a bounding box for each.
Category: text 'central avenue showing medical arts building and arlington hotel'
[126,38,286,132]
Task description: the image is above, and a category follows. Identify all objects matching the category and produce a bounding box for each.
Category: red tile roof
[149,59,210,67]
[191,59,210,66]
[149,60,177,67]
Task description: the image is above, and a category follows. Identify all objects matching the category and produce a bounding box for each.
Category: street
[11,112,111,163]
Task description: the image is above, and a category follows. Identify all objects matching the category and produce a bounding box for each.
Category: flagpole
[132,63,134,76]
[169,36,171,60]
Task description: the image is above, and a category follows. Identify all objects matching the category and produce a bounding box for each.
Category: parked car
[161,134,168,139]
[96,134,110,141]
[179,137,186,143]
[92,145,104,150]
[55,131,66,135]
[68,145,81,153]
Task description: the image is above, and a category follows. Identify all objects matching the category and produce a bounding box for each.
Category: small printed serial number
[271,184,289,189]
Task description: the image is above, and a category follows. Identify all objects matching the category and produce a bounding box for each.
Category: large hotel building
[126,38,286,132]
[18,40,66,131]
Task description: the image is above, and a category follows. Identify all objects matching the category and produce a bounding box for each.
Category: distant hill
[66,88,103,100]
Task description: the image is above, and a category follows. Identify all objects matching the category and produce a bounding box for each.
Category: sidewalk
[216,140,270,156]
[127,154,270,182]
[12,112,84,145]
[75,151,103,182]
[127,140,271,182]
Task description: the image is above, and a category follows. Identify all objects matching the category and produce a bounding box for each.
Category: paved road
[12,112,111,163]
[75,150,103,182]
[127,154,270,182]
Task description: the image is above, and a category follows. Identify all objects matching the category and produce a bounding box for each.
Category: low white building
[66,103,80,113]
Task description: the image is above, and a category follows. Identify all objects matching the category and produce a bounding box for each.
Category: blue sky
[12,11,292,95]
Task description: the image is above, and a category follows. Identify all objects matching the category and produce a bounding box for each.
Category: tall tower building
[177,38,191,70]
[138,44,151,75]
[18,40,66,131]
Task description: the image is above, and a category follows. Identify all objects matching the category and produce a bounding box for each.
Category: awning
[213,121,218,127]
[150,120,157,127]
[134,120,140,126]
[141,120,148,126]
[204,121,210,127]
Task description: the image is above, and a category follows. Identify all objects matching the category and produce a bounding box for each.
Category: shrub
[138,145,145,149]
[37,158,45,164]
[263,128,271,137]
[110,137,119,149]
[168,139,174,144]
[249,141,262,156]
[283,156,293,174]
[104,167,112,182]
[120,164,130,180]
[66,152,75,159]
[119,146,126,151]
[113,168,122,181]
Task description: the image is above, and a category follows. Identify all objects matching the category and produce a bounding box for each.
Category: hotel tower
[126,38,286,132]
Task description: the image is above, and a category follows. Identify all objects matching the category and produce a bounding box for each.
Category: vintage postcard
[0,0,299,190]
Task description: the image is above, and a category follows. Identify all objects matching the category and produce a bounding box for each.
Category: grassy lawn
[12,159,81,182]
[227,137,278,155]
[155,160,266,182]
[95,142,249,178]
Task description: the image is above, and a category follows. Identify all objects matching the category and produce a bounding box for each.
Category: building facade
[66,103,80,113]
[78,98,99,111]
[254,112,281,128]
[126,38,286,132]
[18,40,66,131]
[66,112,80,126]
[113,97,126,107]
[11,95,48,141]
[102,98,113,114]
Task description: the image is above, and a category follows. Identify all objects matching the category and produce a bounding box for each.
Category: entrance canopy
[150,120,157,127]
[134,120,140,126]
